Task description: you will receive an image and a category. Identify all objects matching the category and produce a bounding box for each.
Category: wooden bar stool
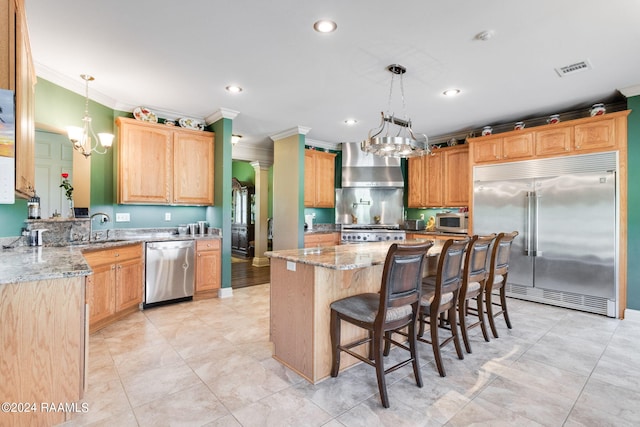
[485,231,519,338]
[417,238,469,377]
[458,234,496,353]
[329,241,433,408]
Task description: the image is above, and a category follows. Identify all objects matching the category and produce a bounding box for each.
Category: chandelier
[361,64,430,158]
[66,74,114,158]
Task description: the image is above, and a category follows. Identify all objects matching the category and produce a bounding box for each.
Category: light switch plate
[115,213,130,222]
[286,261,296,271]
[165,212,171,221]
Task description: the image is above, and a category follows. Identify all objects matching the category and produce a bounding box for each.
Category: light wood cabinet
[195,238,221,298]
[116,117,214,205]
[304,232,340,247]
[304,149,336,208]
[534,127,573,156]
[443,148,469,207]
[83,243,144,333]
[1,0,36,199]
[0,276,86,427]
[408,145,468,208]
[469,111,627,166]
[472,133,534,164]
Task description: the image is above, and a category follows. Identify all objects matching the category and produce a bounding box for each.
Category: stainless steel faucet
[90,212,111,223]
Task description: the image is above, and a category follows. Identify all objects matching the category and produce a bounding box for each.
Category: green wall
[232,161,255,184]
[626,96,640,310]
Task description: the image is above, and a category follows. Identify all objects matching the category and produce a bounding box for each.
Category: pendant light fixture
[361,64,430,158]
[66,74,114,158]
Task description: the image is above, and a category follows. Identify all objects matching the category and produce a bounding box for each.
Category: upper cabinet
[304,149,336,208]
[469,111,629,166]
[116,117,214,205]
[1,0,36,199]
[408,145,469,208]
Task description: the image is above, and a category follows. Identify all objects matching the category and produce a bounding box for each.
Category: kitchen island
[0,245,92,427]
[265,239,440,383]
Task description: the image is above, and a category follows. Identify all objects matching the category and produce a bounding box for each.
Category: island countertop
[265,238,441,271]
[0,245,93,285]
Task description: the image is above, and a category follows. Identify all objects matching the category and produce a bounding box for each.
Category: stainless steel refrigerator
[472,152,617,317]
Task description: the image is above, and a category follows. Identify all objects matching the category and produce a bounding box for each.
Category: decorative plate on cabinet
[133,107,158,123]
[178,117,204,130]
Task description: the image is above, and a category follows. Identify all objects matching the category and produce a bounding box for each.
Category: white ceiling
[25,0,640,158]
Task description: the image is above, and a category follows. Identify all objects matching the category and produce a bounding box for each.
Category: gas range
[340,224,406,244]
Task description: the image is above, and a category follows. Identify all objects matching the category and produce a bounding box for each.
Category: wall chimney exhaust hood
[341,142,404,188]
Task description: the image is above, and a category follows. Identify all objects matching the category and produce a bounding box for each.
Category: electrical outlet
[115,213,130,222]
[420,213,425,220]
[165,212,171,221]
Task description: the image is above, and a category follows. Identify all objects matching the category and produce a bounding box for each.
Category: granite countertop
[265,238,442,271]
[0,234,223,285]
[0,245,92,285]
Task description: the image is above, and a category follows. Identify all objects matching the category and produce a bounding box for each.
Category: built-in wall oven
[340,225,406,244]
[144,240,195,308]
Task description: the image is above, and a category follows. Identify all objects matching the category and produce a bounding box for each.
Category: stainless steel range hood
[341,142,404,187]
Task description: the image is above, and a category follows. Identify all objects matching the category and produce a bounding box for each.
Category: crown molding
[251,161,273,170]
[232,143,274,164]
[269,126,311,141]
[305,138,341,151]
[620,84,640,98]
[206,108,240,124]
[35,62,119,109]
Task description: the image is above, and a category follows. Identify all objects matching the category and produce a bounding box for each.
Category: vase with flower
[60,173,74,218]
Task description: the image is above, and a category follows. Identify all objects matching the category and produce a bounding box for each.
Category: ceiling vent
[555,60,592,77]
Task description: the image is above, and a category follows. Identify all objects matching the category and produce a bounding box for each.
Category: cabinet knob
[198,253,201,257]
[115,253,119,257]
[111,265,116,270]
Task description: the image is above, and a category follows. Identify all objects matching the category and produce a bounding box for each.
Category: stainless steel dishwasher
[144,240,195,308]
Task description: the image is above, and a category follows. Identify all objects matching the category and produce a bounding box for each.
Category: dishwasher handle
[146,241,194,251]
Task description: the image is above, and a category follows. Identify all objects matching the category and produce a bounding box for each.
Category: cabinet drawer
[83,243,143,266]
[196,239,221,251]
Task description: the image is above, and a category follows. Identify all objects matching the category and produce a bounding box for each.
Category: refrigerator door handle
[525,191,532,256]
[533,191,541,256]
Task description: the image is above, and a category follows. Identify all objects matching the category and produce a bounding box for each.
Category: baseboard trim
[624,308,640,322]
[218,287,233,299]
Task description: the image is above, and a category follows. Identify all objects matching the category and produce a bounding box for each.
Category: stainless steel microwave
[435,212,468,234]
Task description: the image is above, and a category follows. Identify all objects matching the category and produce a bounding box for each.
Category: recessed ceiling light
[474,30,494,41]
[313,20,337,33]
[344,118,357,125]
[226,85,243,93]
[443,89,461,96]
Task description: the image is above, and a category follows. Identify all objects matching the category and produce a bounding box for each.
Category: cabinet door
[196,250,221,292]
[472,138,503,163]
[502,133,534,161]
[407,156,425,207]
[118,120,173,204]
[86,264,116,326]
[304,151,316,207]
[173,131,214,205]
[574,118,616,151]
[535,127,572,156]
[425,153,444,207]
[444,148,469,206]
[314,151,336,208]
[14,3,36,199]
[115,258,144,312]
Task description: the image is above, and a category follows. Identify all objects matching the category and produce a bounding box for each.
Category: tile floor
[59,284,640,427]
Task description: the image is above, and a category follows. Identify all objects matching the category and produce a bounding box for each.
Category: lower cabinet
[195,238,221,298]
[0,276,86,426]
[304,232,340,248]
[83,243,144,333]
